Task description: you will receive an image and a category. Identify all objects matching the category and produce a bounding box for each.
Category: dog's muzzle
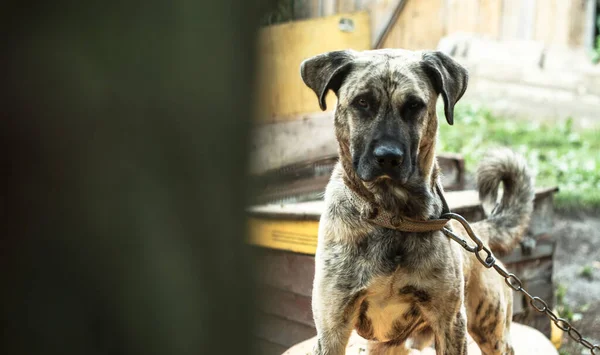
[373,144,404,175]
[356,140,411,182]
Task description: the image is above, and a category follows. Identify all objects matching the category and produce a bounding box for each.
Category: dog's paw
[310,341,324,355]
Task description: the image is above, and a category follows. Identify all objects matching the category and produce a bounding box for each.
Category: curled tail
[473,148,535,254]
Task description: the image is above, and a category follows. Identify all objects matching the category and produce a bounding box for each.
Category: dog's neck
[337,137,444,221]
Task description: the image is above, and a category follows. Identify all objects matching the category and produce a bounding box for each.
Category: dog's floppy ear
[300,50,356,111]
[421,51,469,125]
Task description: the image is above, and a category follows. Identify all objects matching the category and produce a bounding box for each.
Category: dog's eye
[404,99,424,112]
[357,98,369,108]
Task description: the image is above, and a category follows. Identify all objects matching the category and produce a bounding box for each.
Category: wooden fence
[254,11,371,123]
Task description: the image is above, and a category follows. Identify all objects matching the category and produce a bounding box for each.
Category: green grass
[555,283,576,324]
[438,104,600,212]
[580,265,594,280]
[556,283,567,305]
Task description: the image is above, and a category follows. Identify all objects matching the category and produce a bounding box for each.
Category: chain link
[440,212,599,355]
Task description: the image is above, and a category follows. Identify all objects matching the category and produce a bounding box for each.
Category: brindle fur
[300,49,534,355]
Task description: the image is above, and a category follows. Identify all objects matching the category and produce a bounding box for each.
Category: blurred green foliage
[438,104,600,212]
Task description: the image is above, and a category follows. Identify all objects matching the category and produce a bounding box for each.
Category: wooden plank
[254,313,317,350]
[477,0,503,38]
[446,0,480,36]
[534,0,572,45]
[551,0,571,44]
[513,272,555,338]
[568,0,587,47]
[253,153,465,205]
[255,12,371,123]
[248,217,320,254]
[309,0,322,17]
[248,186,558,220]
[379,0,446,50]
[499,0,523,40]
[258,285,315,327]
[501,241,554,265]
[253,244,555,341]
[254,245,552,318]
[371,0,406,47]
[322,0,337,16]
[254,247,316,297]
[530,190,556,236]
[250,111,335,175]
[337,0,357,13]
[533,0,558,44]
[248,187,558,254]
[498,0,540,41]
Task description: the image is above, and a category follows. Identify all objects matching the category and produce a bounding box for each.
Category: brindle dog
[300,49,535,355]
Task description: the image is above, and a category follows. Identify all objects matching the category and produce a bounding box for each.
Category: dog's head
[300,49,468,186]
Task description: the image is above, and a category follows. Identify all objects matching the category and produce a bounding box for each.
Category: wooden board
[379,0,445,50]
[250,111,335,175]
[567,0,588,47]
[258,285,315,327]
[254,313,317,351]
[248,217,320,255]
[254,247,316,297]
[371,0,405,47]
[476,0,502,38]
[247,187,558,254]
[533,0,559,45]
[255,11,371,123]
[446,0,479,36]
[254,243,556,350]
[377,0,586,51]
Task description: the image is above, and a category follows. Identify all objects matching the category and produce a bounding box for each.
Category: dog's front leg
[420,276,467,355]
[311,250,365,355]
[429,306,468,355]
[312,279,364,355]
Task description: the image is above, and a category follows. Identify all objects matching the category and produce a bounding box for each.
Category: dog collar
[343,183,451,233]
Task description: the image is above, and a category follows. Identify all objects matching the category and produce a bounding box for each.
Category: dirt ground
[553,211,600,354]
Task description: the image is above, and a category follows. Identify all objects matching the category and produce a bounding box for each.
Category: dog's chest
[351,229,436,273]
[356,276,428,343]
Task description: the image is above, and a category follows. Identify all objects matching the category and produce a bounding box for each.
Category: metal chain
[441,212,600,355]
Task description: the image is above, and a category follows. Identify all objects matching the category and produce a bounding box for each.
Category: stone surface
[283,323,558,355]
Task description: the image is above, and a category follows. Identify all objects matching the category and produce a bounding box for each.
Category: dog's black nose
[373,145,404,172]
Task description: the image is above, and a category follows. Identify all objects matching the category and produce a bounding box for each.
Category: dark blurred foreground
[1,1,271,354]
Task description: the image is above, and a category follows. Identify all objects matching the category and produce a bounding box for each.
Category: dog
[299,49,535,355]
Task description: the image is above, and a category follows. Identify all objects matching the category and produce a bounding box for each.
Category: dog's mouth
[354,158,413,185]
[363,173,406,184]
